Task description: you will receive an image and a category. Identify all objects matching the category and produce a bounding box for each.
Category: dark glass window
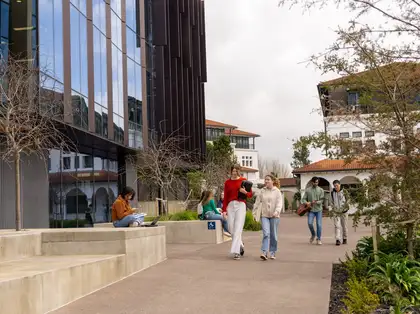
[365,130,375,137]
[83,155,93,168]
[63,157,71,170]
[352,131,362,138]
[348,91,359,106]
[1,2,9,39]
[339,132,350,139]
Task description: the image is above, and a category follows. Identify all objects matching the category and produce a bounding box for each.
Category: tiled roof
[228,129,260,137]
[205,119,237,129]
[241,166,259,173]
[319,62,420,87]
[293,159,375,174]
[279,178,298,187]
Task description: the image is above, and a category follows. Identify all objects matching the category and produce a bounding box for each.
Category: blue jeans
[308,211,322,240]
[261,217,280,254]
[113,214,144,227]
[204,212,229,233]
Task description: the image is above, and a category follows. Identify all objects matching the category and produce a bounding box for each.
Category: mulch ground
[328,263,420,314]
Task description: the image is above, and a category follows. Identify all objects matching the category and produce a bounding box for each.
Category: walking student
[200,190,231,237]
[222,164,252,260]
[330,180,349,246]
[301,177,325,245]
[253,174,282,260]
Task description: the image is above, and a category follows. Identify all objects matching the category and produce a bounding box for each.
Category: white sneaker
[316,239,322,245]
[129,221,139,227]
[223,231,232,237]
[310,236,315,244]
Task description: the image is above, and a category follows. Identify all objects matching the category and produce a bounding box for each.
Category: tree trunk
[15,153,21,231]
[406,223,414,258]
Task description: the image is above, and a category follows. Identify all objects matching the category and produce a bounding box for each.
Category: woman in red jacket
[223,164,252,260]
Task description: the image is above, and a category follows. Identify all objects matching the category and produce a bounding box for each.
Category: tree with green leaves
[279,0,420,256]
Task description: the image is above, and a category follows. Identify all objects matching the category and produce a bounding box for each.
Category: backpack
[197,202,204,220]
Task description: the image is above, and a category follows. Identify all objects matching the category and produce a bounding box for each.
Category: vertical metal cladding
[152,0,207,156]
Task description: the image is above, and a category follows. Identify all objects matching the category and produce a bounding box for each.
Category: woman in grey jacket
[253,174,283,260]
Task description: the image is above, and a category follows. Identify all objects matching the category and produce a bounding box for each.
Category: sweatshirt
[330,188,347,213]
[253,186,283,219]
[112,196,135,221]
[222,177,253,213]
[301,186,325,212]
[202,199,219,216]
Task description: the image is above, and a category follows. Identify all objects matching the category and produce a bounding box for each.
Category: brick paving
[51,215,371,314]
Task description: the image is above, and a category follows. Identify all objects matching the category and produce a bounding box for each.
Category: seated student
[201,190,231,237]
[112,187,145,227]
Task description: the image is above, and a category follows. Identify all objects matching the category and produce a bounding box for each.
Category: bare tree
[0,55,74,231]
[132,133,193,215]
[260,158,292,178]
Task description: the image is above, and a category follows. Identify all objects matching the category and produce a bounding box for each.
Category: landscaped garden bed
[328,232,420,314]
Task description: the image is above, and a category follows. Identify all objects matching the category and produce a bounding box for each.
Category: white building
[205,119,261,182]
[48,149,119,222]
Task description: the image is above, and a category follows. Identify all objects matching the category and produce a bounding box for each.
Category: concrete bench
[95,220,230,244]
[0,227,166,314]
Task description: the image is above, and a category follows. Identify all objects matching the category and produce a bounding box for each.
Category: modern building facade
[205,119,260,182]
[0,0,207,228]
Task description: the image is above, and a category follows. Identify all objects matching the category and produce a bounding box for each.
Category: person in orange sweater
[112,187,145,227]
[222,164,252,260]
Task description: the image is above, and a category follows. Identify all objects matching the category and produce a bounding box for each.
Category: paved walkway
[52,215,371,314]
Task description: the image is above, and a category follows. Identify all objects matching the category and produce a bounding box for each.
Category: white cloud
[204,0,356,164]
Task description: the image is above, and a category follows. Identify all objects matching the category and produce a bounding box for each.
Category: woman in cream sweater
[253,174,283,260]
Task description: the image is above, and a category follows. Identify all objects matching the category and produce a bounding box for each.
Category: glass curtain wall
[0,0,9,60]
[144,0,155,142]
[48,148,118,227]
[111,0,124,143]
[93,0,108,138]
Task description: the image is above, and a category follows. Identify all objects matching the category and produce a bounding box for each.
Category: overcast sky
[204,0,352,166]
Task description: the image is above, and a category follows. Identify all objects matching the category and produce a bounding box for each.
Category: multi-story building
[0,0,207,228]
[205,119,260,182]
[317,65,420,153]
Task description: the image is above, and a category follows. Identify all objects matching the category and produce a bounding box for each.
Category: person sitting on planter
[112,187,145,227]
[201,190,231,237]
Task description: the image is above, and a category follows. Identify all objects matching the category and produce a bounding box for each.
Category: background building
[205,119,260,182]
[0,0,207,228]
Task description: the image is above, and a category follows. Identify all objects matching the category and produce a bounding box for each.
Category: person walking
[301,177,325,245]
[222,164,252,260]
[330,180,349,246]
[200,190,231,237]
[253,174,282,260]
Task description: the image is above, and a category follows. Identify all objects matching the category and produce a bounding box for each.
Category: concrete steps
[0,227,167,314]
[0,255,126,314]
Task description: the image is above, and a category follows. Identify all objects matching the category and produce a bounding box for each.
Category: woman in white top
[253,174,283,260]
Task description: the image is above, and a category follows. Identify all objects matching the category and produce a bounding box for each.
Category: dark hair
[311,177,319,183]
[200,190,213,205]
[231,164,241,174]
[333,180,340,185]
[121,186,136,200]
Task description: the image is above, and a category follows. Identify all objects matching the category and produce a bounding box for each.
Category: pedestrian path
[51,216,371,314]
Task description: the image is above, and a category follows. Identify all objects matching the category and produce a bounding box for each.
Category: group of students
[198,164,283,261]
[110,168,350,261]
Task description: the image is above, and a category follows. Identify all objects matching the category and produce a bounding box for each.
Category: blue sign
[207,221,216,230]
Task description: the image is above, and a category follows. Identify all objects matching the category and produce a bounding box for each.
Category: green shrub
[341,277,380,314]
[243,210,261,231]
[342,254,370,280]
[169,211,198,221]
[369,252,420,307]
[284,198,289,211]
[49,219,87,228]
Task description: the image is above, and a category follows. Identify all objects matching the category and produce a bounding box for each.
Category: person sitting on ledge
[112,187,145,227]
[201,190,231,237]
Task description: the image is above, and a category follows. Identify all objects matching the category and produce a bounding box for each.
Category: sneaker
[240,246,245,256]
[260,252,268,261]
[317,239,323,245]
[343,239,347,245]
[223,231,232,237]
[129,221,139,227]
[270,253,276,260]
[233,254,240,260]
[336,240,341,246]
[310,236,315,244]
